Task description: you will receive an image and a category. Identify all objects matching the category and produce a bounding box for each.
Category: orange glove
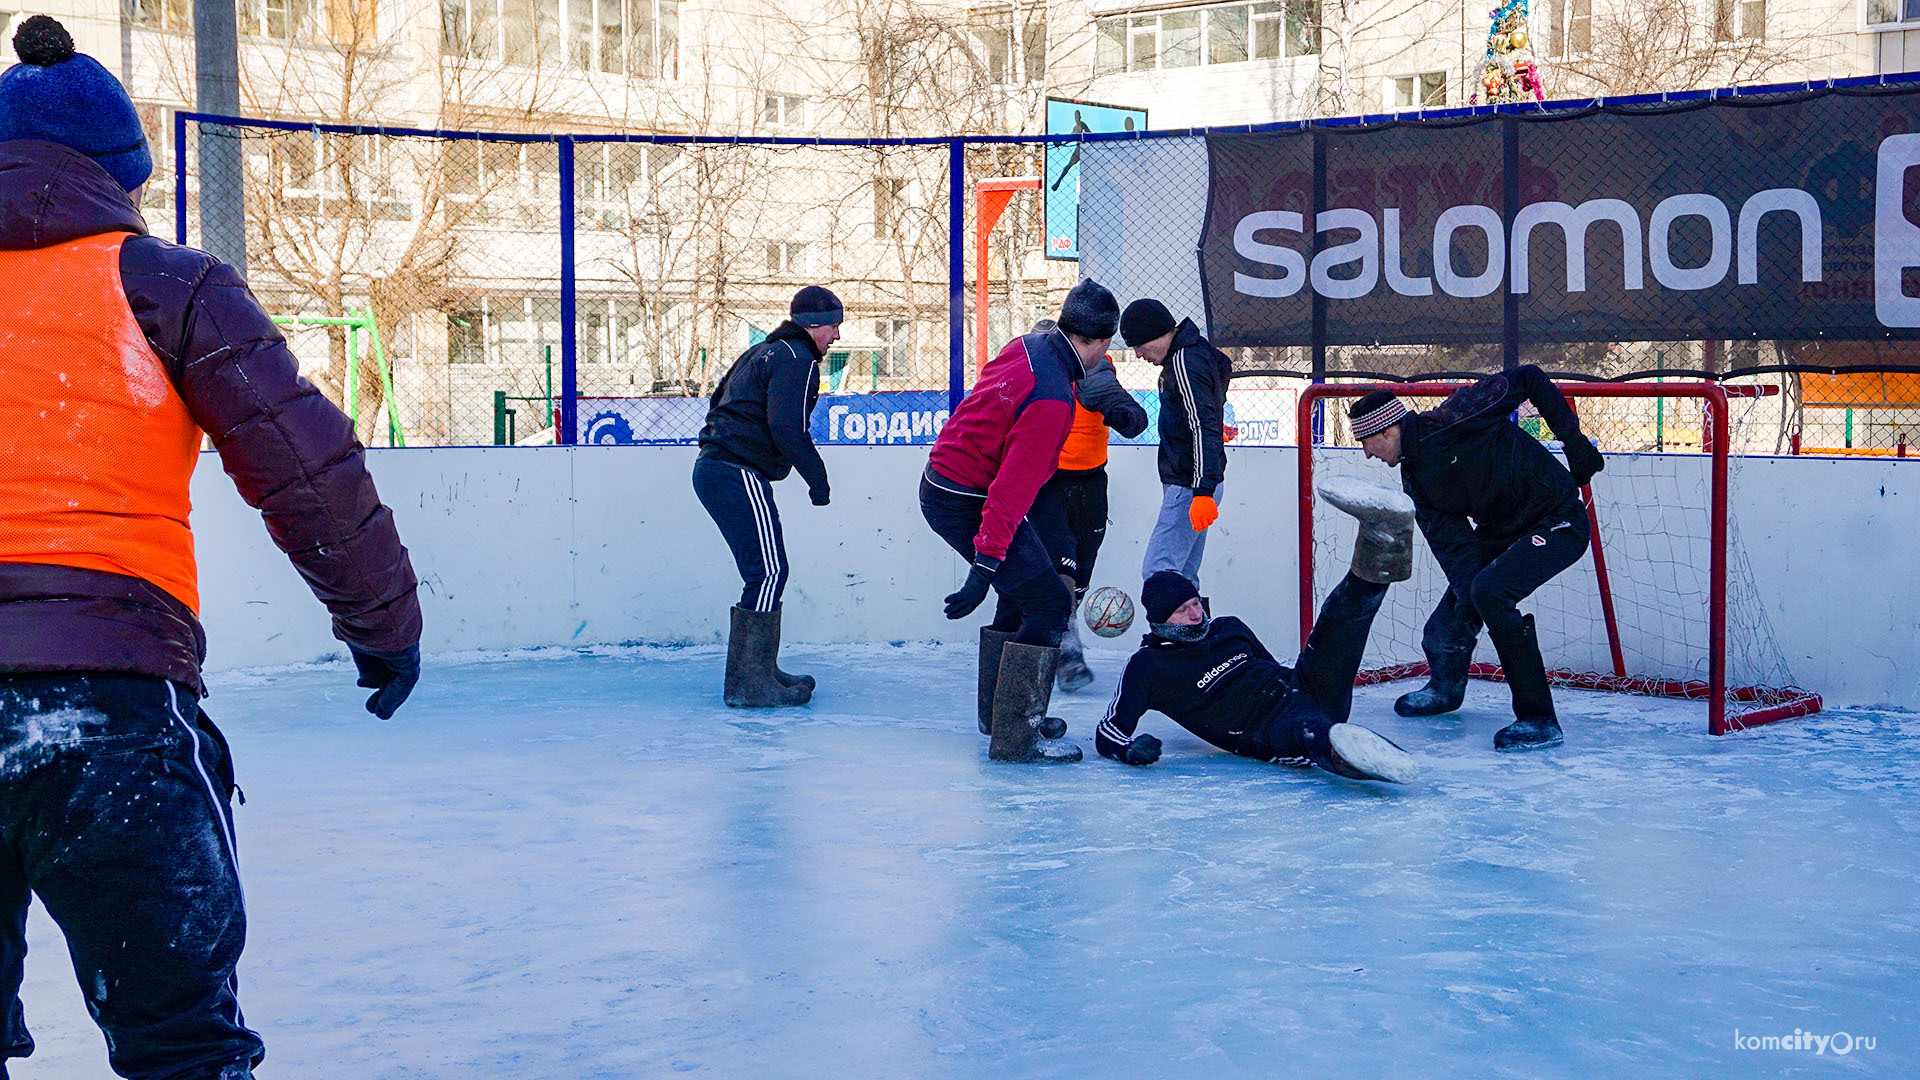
[1189,494,1219,531]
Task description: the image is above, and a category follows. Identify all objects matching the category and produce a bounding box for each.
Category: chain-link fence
[177,118,958,448]
[176,75,1920,451]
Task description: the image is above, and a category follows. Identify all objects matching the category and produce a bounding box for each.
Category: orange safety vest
[0,233,203,613]
[1056,400,1111,471]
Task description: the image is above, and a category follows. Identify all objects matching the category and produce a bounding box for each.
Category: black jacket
[697,321,830,496]
[1097,616,1292,761]
[1155,319,1230,496]
[1400,366,1594,596]
[1076,355,1149,440]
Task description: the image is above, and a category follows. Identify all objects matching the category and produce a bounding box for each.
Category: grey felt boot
[1318,477,1417,584]
[988,643,1083,764]
[977,627,1016,735]
[725,606,811,708]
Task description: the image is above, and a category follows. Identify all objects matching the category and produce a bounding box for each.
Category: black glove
[810,483,830,507]
[350,644,420,720]
[1120,733,1162,766]
[1566,435,1605,487]
[943,556,999,619]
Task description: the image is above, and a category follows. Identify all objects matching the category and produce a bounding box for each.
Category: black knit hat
[1057,279,1119,339]
[1141,571,1201,624]
[1120,298,1177,349]
[790,285,844,327]
[1349,390,1409,439]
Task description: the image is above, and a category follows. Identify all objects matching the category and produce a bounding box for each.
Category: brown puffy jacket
[0,140,420,693]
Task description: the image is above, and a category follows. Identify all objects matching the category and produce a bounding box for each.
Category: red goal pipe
[1296,380,1812,737]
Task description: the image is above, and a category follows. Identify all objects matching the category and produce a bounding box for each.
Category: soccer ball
[1083,586,1136,638]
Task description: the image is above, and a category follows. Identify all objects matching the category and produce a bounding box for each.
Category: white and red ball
[1082,586,1136,638]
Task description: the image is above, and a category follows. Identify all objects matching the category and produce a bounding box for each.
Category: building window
[874,177,909,240]
[1095,17,1127,76]
[763,94,811,129]
[1095,1,1319,77]
[125,0,192,32]
[1207,6,1249,64]
[971,10,1047,84]
[875,318,911,378]
[443,0,677,76]
[1128,16,1157,71]
[1547,0,1591,57]
[1868,0,1920,25]
[1713,0,1763,40]
[1162,11,1201,68]
[448,306,488,363]
[241,0,321,42]
[766,241,810,276]
[1393,71,1447,109]
[1024,19,1047,82]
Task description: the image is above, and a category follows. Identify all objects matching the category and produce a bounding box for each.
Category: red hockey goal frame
[1296,381,1822,736]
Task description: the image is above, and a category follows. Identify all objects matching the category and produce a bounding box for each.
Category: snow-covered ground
[17,641,1919,1078]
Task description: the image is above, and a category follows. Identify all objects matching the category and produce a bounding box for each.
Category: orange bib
[0,233,203,613]
[1057,401,1110,471]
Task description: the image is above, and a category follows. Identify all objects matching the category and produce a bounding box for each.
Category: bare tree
[1543,0,1835,97]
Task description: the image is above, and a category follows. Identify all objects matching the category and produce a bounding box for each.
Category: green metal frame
[493,348,557,445]
[271,308,406,447]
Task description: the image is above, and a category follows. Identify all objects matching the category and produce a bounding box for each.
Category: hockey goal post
[1297,380,1822,737]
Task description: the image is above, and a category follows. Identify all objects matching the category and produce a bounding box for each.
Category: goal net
[1299,381,1820,736]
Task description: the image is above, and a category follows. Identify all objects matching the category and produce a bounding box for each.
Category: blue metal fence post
[174,109,188,245]
[558,136,578,444]
[948,138,966,412]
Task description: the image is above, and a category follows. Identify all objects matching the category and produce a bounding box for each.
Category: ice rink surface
[17,641,1919,1078]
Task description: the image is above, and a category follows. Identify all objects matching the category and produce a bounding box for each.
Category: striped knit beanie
[1350,391,1409,440]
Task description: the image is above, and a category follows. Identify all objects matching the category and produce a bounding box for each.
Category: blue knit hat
[0,17,153,192]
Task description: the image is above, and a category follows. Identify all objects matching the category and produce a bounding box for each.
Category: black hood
[767,319,824,359]
[1169,318,1215,357]
[0,140,148,251]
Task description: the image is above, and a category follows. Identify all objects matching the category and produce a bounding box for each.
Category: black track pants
[1245,574,1389,762]
[1028,466,1109,592]
[693,457,790,612]
[0,674,261,1080]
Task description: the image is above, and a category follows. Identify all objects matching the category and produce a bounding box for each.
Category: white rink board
[190,445,1920,710]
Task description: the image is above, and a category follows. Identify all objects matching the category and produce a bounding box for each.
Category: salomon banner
[1083,86,1920,355]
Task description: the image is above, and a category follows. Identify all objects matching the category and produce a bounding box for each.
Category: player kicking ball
[1096,481,1421,783]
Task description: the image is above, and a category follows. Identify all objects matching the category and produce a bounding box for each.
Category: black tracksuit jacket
[697,321,830,496]
[1155,320,1231,497]
[1399,365,1593,597]
[1096,617,1294,761]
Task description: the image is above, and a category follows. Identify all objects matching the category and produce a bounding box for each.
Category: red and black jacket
[926,328,1084,560]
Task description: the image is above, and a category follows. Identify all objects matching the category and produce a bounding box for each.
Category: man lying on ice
[1096,481,1422,784]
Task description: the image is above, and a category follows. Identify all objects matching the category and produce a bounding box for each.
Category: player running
[1023,319,1149,692]
[1347,366,1606,750]
[693,286,843,708]
[920,281,1118,763]
[1098,483,1420,783]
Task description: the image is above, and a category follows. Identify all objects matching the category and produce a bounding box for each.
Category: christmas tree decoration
[1471,0,1548,105]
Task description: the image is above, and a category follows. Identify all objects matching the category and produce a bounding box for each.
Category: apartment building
[0,1,1901,443]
